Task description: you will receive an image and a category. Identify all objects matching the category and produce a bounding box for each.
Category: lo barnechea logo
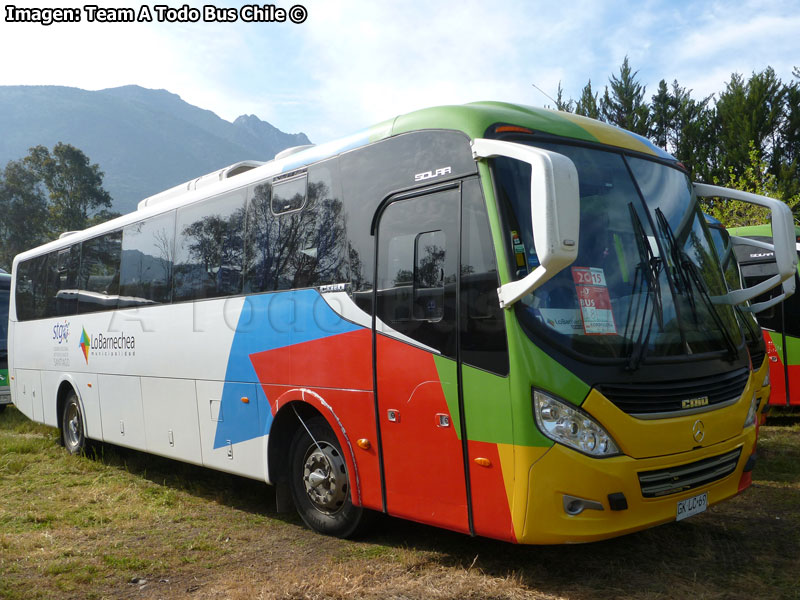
[79,327,137,364]
[80,327,90,364]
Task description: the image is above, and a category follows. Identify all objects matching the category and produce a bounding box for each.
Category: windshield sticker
[511,230,526,268]
[538,308,584,335]
[571,267,617,335]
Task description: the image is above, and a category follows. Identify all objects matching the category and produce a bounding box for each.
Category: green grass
[1,405,799,599]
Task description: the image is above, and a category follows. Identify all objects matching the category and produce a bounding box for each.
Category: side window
[244,163,347,293]
[271,173,307,214]
[414,230,446,321]
[376,188,459,357]
[174,190,246,302]
[460,179,508,375]
[79,231,122,314]
[50,245,80,317]
[15,255,48,321]
[120,211,175,306]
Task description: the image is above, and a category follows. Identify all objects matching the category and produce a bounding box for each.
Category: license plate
[676,492,707,521]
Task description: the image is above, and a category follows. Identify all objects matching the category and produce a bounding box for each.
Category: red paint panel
[249,329,372,391]
[467,440,515,542]
[763,332,800,406]
[376,335,469,533]
[259,383,382,511]
[764,332,787,406]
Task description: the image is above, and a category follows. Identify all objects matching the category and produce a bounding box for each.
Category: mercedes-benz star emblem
[692,419,705,443]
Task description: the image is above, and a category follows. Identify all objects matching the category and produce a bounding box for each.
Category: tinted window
[0,278,9,352]
[244,164,347,292]
[49,245,80,317]
[376,187,459,357]
[15,255,49,321]
[120,211,175,306]
[174,191,246,302]
[271,173,307,214]
[460,179,508,375]
[79,231,122,313]
[339,130,478,315]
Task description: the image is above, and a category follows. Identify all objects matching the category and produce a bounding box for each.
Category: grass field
[1,405,799,600]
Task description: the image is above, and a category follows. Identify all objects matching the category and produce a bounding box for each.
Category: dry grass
[1,405,799,600]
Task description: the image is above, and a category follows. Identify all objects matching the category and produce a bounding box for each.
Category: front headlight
[743,392,759,428]
[533,390,620,457]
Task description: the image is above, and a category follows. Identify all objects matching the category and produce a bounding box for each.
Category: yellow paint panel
[497,443,550,542]
[558,112,657,156]
[583,377,756,459]
[518,429,756,544]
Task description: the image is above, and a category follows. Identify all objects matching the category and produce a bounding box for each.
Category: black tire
[0,404,6,413]
[289,415,365,538]
[61,391,86,454]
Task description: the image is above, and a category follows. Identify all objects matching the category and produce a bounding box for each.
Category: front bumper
[515,426,756,544]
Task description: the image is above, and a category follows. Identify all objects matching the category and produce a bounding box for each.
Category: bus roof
[385,101,676,161]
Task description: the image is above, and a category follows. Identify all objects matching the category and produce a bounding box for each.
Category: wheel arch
[55,378,81,437]
[266,388,363,511]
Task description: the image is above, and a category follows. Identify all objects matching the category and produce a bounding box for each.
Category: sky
[1,0,799,145]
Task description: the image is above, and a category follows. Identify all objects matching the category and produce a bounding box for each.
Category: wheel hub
[302,443,347,514]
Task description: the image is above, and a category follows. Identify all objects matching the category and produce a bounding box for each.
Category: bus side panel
[248,325,380,508]
[142,377,203,465]
[765,330,800,406]
[197,379,263,478]
[14,369,41,421]
[98,374,146,450]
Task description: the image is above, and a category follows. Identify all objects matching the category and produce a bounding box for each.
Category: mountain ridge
[0,85,311,215]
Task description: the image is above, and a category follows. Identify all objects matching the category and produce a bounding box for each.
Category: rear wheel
[61,391,86,454]
[289,415,364,538]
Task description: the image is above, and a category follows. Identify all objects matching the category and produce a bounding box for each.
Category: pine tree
[599,56,650,136]
[574,80,600,119]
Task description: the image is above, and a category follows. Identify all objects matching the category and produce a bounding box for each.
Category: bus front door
[374,185,470,533]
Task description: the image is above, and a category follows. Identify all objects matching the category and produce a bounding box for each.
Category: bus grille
[750,349,766,370]
[638,448,742,498]
[596,367,749,416]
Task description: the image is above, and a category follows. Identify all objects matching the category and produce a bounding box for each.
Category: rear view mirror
[472,139,580,308]
[695,183,797,306]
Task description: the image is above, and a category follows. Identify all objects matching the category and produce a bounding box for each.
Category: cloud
[2,0,798,142]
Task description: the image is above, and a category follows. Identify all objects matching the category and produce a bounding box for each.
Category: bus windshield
[494,141,741,364]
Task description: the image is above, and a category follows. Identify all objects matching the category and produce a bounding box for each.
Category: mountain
[0,85,311,215]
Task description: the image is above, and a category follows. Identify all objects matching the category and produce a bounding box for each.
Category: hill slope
[0,85,311,214]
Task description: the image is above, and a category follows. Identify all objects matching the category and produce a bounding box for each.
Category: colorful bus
[8,103,797,544]
[729,223,800,407]
[1,271,10,411]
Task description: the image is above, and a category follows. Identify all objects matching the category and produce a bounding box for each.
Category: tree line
[0,143,118,271]
[552,57,800,224]
[2,61,798,270]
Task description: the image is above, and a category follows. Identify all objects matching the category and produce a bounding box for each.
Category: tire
[0,404,6,413]
[61,391,86,454]
[288,415,365,538]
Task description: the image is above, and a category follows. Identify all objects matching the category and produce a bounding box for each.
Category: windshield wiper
[624,203,664,370]
[654,208,739,360]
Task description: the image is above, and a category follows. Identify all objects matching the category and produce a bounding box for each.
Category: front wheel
[61,391,86,454]
[289,415,365,538]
